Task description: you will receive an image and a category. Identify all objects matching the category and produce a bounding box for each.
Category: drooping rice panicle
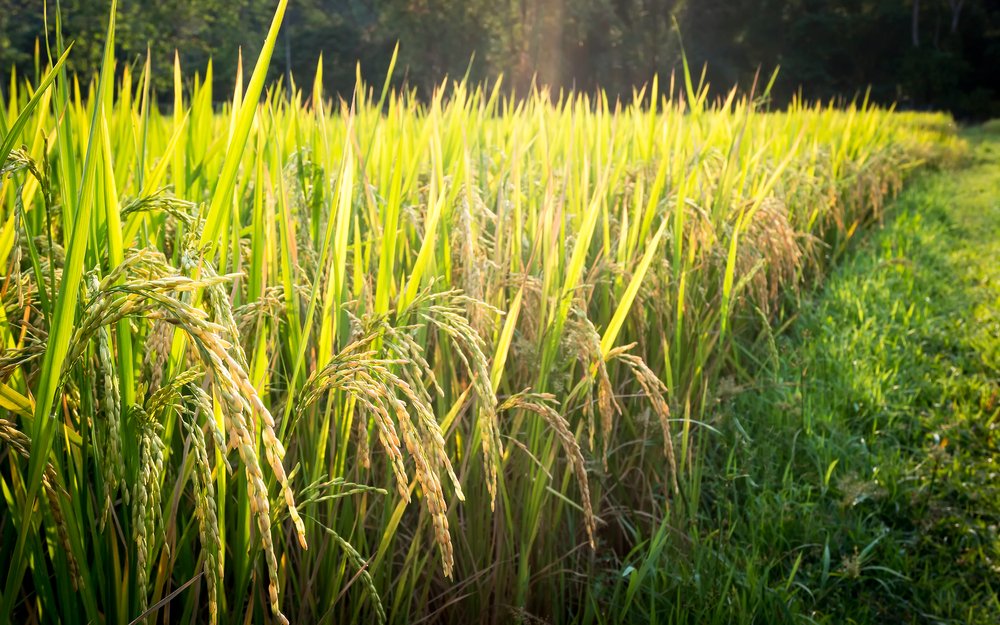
[0,13,965,623]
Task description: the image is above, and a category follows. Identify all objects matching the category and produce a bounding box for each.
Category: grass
[0,3,973,623]
[608,127,1000,624]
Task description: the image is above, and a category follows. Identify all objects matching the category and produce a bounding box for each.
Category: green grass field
[0,3,995,623]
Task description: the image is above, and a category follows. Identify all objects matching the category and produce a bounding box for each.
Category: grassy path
[736,126,1000,623]
[612,126,1000,624]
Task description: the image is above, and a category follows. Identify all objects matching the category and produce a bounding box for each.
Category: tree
[0,0,996,118]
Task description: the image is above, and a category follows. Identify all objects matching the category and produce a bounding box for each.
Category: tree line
[1,0,998,118]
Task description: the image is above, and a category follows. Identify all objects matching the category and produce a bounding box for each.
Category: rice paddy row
[0,3,964,623]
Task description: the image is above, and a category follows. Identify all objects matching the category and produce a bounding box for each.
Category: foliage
[606,128,1000,623]
[0,5,966,623]
[1,1,998,117]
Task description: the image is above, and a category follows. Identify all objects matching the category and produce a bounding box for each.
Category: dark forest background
[1,0,998,119]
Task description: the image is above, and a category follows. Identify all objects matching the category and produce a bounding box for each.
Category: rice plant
[0,2,963,623]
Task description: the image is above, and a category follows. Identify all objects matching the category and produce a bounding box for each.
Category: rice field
[0,3,964,624]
